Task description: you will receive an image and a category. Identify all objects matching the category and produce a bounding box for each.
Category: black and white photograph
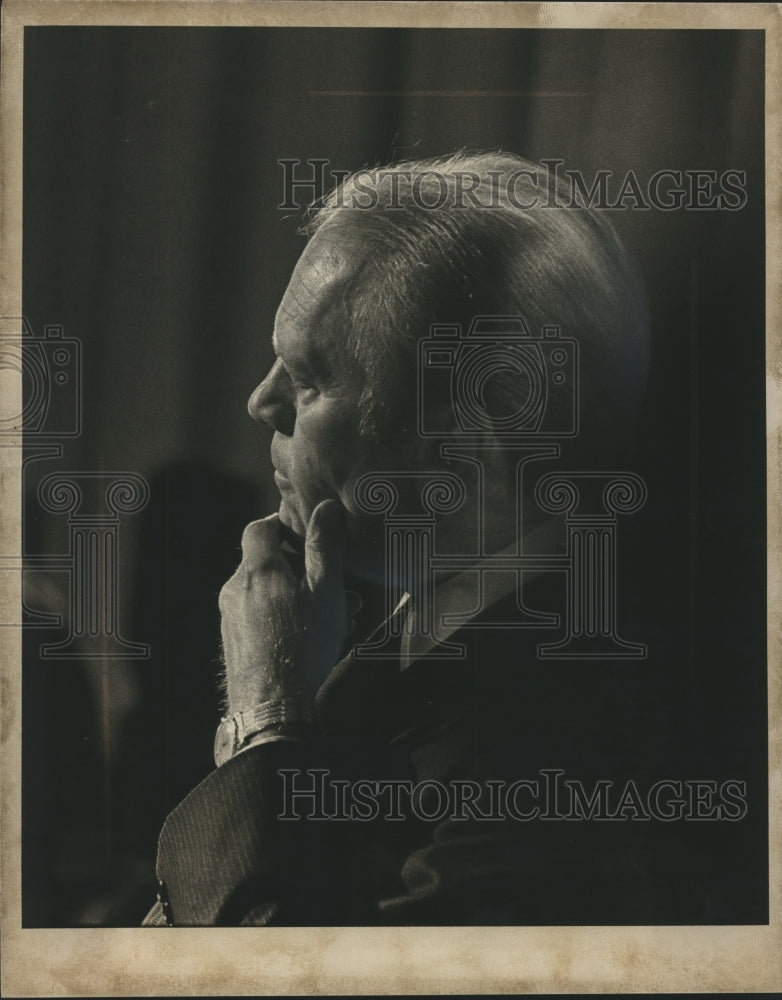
[1,1,780,994]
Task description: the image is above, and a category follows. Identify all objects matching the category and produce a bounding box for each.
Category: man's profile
[144,150,654,927]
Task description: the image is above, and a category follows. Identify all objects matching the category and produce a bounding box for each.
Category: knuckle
[241,517,276,550]
[244,552,283,576]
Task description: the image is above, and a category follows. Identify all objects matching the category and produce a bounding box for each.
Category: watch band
[214,697,313,766]
[233,698,313,744]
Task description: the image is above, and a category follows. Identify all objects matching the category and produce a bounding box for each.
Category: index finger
[240,514,288,568]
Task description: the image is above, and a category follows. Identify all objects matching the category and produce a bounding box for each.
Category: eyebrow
[271,330,331,383]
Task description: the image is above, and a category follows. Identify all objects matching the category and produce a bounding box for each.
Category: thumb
[304,498,346,594]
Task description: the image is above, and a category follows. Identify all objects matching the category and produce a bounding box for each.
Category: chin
[278,499,307,539]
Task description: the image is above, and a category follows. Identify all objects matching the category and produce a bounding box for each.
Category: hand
[218,498,357,713]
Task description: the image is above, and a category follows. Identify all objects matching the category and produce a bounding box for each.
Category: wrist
[225,671,305,716]
[214,696,314,767]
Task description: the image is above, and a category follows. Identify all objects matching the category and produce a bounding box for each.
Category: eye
[289,371,318,396]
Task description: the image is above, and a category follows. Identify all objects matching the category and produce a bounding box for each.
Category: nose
[247,359,295,435]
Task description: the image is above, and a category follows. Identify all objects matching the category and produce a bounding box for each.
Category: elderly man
[144,152,650,926]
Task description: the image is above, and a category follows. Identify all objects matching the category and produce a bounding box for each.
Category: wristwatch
[213,698,313,766]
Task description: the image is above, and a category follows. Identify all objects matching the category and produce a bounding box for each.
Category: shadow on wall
[22,461,261,926]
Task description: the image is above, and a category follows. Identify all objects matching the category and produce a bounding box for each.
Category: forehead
[273,232,360,360]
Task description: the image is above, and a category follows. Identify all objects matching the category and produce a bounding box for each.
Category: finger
[305,498,345,594]
[345,589,363,615]
[278,516,305,553]
[241,513,279,550]
[240,514,290,571]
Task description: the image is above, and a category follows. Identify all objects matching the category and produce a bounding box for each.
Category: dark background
[20,27,766,925]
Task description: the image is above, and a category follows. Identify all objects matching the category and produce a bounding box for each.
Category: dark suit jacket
[148,583,754,926]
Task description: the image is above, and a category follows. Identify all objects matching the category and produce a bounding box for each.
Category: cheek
[285,400,418,523]
[288,408,360,499]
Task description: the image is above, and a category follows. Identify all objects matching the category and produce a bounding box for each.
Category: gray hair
[303,150,650,462]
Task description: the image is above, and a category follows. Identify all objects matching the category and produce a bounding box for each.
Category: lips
[270,436,291,484]
[274,469,293,491]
